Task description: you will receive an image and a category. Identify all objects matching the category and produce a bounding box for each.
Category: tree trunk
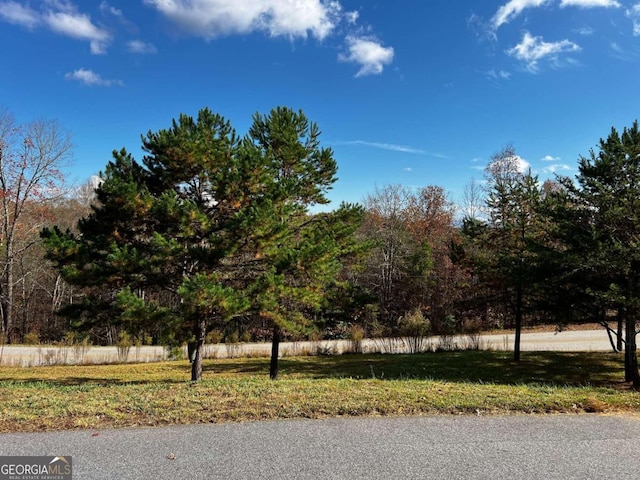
[617,310,624,352]
[190,318,206,382]
[270,324,281,380]
[624,310,640,387]
[1,259,13,342]
[513,283,522,362]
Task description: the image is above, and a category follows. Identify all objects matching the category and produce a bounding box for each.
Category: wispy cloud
[492,0,550,31]
[338,36,394,77]
[99,1,122,18]
[65,68,122,87]
[627,4,640,35]
[0,1,111,54]
[560,0,620,7]
[486,69,511,81]
[507,32,581,72]
[542,155,561,161]
[0,1,40,29]
[127,40,157,54]
[573,25,594,35]
[343,140,426,155]
[610,41,639,61]
[478,0,619,39]
[342,140,447,157]
[540,163,572,173]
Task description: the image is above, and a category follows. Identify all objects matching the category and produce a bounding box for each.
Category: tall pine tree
[557,121,640,386]
[43,107,364,381]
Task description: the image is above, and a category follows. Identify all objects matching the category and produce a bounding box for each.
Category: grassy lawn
[0,351,638,433]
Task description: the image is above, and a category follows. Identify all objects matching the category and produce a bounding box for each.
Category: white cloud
[542,155,561,161]
[143,0,346,40]
[127,40,157,54]
[403,167,413,172]
[0,1,40,28]
[560,0,620,7]
[0,1,111,54]
[142,0,386,75]
[65,68,122,87]
[492,0,550,31]
[486,69,511,81]
[507,32,580,72]
[99,1,123,18]
[540,163,572,173]
[342,140,449,158]
[345,10,359,24]
[338,36,394,77]
[627,4,640,36]
[609,41,639,61]
[45,11,111,54]
[344,140,426,154]
[514,155,531,173]
[43,0,75,13]
[574,25,594,35]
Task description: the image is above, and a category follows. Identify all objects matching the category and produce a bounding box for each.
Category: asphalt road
[0,329,615,366]
[2,415,640,479]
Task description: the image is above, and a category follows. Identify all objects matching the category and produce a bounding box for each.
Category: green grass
[0,351,638,433]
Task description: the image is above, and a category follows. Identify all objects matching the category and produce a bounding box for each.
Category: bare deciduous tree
[0,108,72,340]
[460,177,486,220]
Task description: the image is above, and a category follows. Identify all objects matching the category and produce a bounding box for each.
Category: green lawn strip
[0,351,637,433]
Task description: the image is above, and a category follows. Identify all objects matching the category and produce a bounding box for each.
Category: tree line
[2,106,640,385]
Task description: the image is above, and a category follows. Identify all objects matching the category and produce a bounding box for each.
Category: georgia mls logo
[48,457,71,474]
[0,456,72,480]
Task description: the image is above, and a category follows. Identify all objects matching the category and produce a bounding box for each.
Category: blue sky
[2,0,640,209]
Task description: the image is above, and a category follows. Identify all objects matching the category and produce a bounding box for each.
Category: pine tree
[43,107,364,381]
[483,146,545,361]
[557,121,640,386]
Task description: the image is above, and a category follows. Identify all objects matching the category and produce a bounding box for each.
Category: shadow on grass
[209,351,627,388]
[0,351,627,388]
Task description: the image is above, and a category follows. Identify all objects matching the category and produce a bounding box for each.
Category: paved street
[2,415,640,479]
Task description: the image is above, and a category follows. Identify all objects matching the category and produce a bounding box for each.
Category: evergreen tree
[483,146,545,361]
[43,107,364,381]
[557,121,640,386]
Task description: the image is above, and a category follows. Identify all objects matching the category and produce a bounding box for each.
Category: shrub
[437,314,458,351]
[23,332,40,345]
[347,325,365,354]
[206,329,223,344]
[398,310,431,353]
[65,332,92,364]
[116,332,133,362]
[166,345,185,361]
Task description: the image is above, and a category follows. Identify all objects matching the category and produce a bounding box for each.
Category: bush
[398,310,431,353]
[225,331,241,358]
[65,332,92,364]
[436,314,457,351]
[206,329,223,344]
[23,332,40,345]
[165,345,185,361]
[116,332,133,362]
[225,331,239,344]
[347,325,365,354]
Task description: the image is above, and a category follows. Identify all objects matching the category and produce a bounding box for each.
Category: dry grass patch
[0,351,638,433]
